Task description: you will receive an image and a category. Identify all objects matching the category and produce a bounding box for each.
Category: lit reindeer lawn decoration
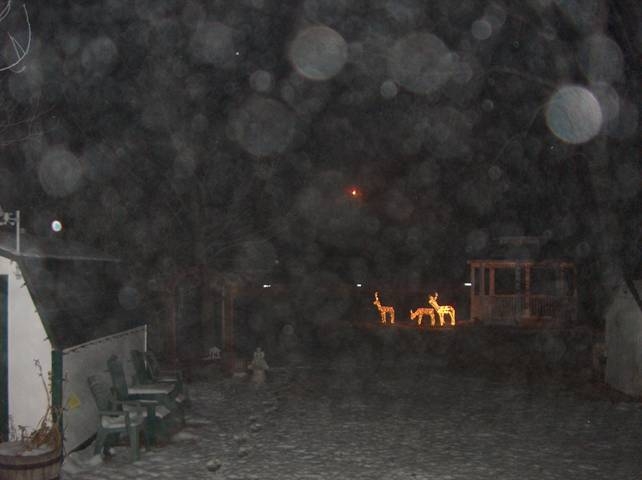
[373,291,395,324]
[428,292,456,326]
[409,306,436,327]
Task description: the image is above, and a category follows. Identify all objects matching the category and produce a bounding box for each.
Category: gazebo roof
[468,235,573,264]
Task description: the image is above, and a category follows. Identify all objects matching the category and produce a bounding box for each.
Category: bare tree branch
[0,3,31,73]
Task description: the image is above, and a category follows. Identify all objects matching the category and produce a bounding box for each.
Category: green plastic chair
[87,375,148,461]
[106,355,184,442]
[131,350,190,406]
[145,351,185,383]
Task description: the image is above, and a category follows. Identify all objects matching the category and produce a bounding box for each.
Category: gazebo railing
[488,296,522,320]
[472,294,576,325]
[530,295,576,324]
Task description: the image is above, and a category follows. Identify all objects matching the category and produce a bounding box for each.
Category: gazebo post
[167,292,177,363]
[524,264,531,317]
[470,263,475,320]
[222,284,237,374]
[515,265,521,319]
[489,267,495,296]
[557,267,564,296]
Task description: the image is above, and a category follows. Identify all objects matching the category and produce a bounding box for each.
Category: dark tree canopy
[0,0,639,324]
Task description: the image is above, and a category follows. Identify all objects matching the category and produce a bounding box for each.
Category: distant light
[235,51,240,56]
[348,186,361,198]
[356,283,362,288]
[464,282,472,287]
[51,220,63,232]
[262,284,271,288]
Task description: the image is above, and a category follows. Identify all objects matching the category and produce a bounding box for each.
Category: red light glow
[347,186,362,199]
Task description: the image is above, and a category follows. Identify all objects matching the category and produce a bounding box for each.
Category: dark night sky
[0,0,640,323]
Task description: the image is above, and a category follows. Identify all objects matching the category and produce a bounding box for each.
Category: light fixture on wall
[0,205,21,253]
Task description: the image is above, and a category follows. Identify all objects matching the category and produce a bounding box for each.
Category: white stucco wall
[605,282,642,396]
[0,257,52,436]
[62,326,146,452]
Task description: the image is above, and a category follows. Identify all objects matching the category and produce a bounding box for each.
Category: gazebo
[468,236,577,327]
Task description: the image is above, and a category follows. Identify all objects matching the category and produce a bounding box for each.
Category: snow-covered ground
[61,356,642,480]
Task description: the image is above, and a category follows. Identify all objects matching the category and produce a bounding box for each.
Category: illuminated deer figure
[409,306,436,327]
[428,292,456,326]
[373,292,395,324]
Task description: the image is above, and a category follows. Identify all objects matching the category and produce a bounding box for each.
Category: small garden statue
[248,347,269,385]
[208,346,221,361]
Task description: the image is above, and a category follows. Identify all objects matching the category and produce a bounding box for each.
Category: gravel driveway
[61,357,642,480]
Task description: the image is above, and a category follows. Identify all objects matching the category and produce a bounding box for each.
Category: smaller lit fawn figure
[409,306,436,327]
[428,292,456,326]
[373,292,395,324]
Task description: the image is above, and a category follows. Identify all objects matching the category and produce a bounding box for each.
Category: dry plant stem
[22,360,61,452]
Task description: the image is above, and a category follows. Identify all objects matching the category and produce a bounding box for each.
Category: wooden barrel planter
[0,442,62,480]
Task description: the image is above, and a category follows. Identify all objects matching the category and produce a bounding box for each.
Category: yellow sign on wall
[65,392,81,410]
